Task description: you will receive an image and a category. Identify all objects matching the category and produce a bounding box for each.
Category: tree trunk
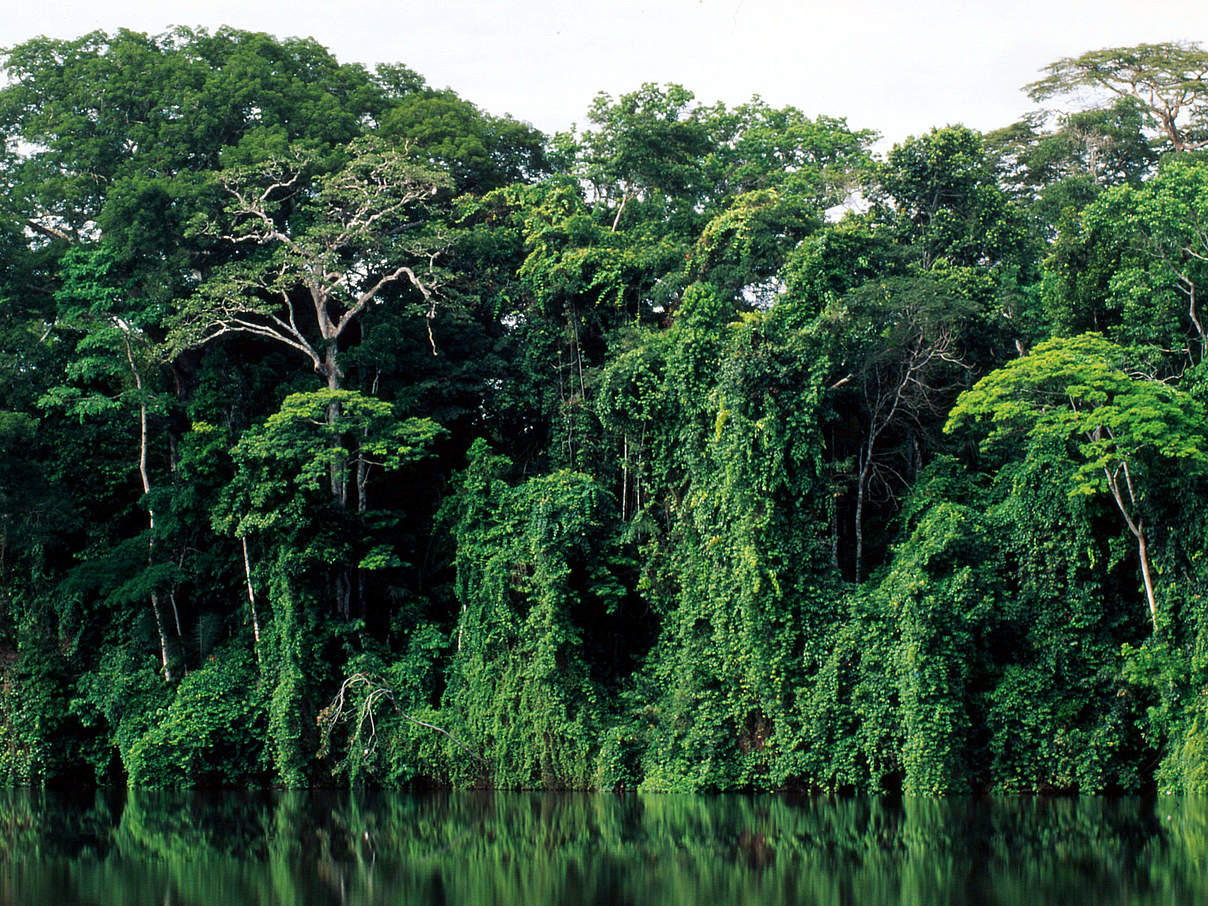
[318,341,360,617]
[334,572,352,620]
[242,535,262,665]
[635,425,645,517]
[830,489,840,573]
[1137,521,1158,632]
[569,301,586,400]
[126,334,174,682]
[149,589,173,682]
[353,367,380,622]
[323,343,347,507]
[621,433,629,522]
[141,415,173,681]
[854,445,871,584]
[611,190,630,232]
[168,587,187,675]
[1103,460,1160,633]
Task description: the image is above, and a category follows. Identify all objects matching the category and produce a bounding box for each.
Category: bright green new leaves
[565,84,874,237]
[948,333,1208,629]
[503,178,682,316]
[701,101,876,212]
[948,334,1207,496]
[438,441,621,788]
[574,83,712,229]
[217,390,444,538]
[687,189,820,306]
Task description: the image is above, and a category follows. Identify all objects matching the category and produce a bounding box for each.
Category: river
[2,790,1207,904]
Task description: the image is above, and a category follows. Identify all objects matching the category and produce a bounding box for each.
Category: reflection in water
[1,790,1206,905]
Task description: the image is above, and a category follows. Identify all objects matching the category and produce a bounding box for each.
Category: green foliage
[379,88,547,193]
[1027,42,1208,152]
[435,442,620,788]
[623,303,833,792]
[879,126,1029,270]
[1075,157,1208,359]
[885,502,990,793]
[0,638,73,785]
[984,442,1143,791]
[10,28,1208,797]
[987,98,1155,231]
[688,189,819,306]
[218,389,443,535]
[70,645,169,784]
[123,646,266,788]
[949,333,1207,490]
[265,574,308,789]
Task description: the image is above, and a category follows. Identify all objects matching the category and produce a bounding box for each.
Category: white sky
[5,1,1208,145]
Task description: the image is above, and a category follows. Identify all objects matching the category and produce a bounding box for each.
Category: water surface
[2,790,1206,904]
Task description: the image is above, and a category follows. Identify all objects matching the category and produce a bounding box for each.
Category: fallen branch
[317,672,487,768]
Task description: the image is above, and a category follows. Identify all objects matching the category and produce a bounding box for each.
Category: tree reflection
[1,791,1207,905]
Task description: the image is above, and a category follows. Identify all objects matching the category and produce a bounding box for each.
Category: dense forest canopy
[4,28,1208,793]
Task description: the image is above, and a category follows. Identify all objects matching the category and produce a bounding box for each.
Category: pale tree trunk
[855,445,870,584]
[355,455,370,620]
[634,425,645,517]
[569,301,586,400]
[1136,524,1158,632]
[854,365,906,584]
[241,535,262,665]
[1103,455,1159,632]
[830,490,840,574]
[610,190,630,232]
[168,586,186,677]
[827,428,840,573]
[124,334,174,682]
[1175,274,1206,363]
[140,410,173,681]
[850,328,957,583]
[323,342,347,507]
[148,588,173,682]
[621,433,629,522]
[351,372,381,620]
[170,551,185,641]
[317,333,356,618]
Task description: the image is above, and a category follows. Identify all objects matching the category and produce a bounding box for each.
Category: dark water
[2,790,1207,905]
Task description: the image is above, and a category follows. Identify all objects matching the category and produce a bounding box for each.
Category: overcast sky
[5,1,1208,145]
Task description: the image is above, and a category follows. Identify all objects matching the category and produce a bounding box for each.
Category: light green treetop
[947,332,1208,629]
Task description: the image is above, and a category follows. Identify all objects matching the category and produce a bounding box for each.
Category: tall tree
[38,246,180,678]
[171,137,449,494]
[571,83,712,233]
[947,333,1208,630]
[1027,42,1208,153]
[878,126,1028,271]
[819,272,978,581]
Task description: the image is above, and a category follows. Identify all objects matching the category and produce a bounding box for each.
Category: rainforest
[3,30,1208,795]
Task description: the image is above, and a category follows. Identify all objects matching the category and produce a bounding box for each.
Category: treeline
[3,31,1208,792]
